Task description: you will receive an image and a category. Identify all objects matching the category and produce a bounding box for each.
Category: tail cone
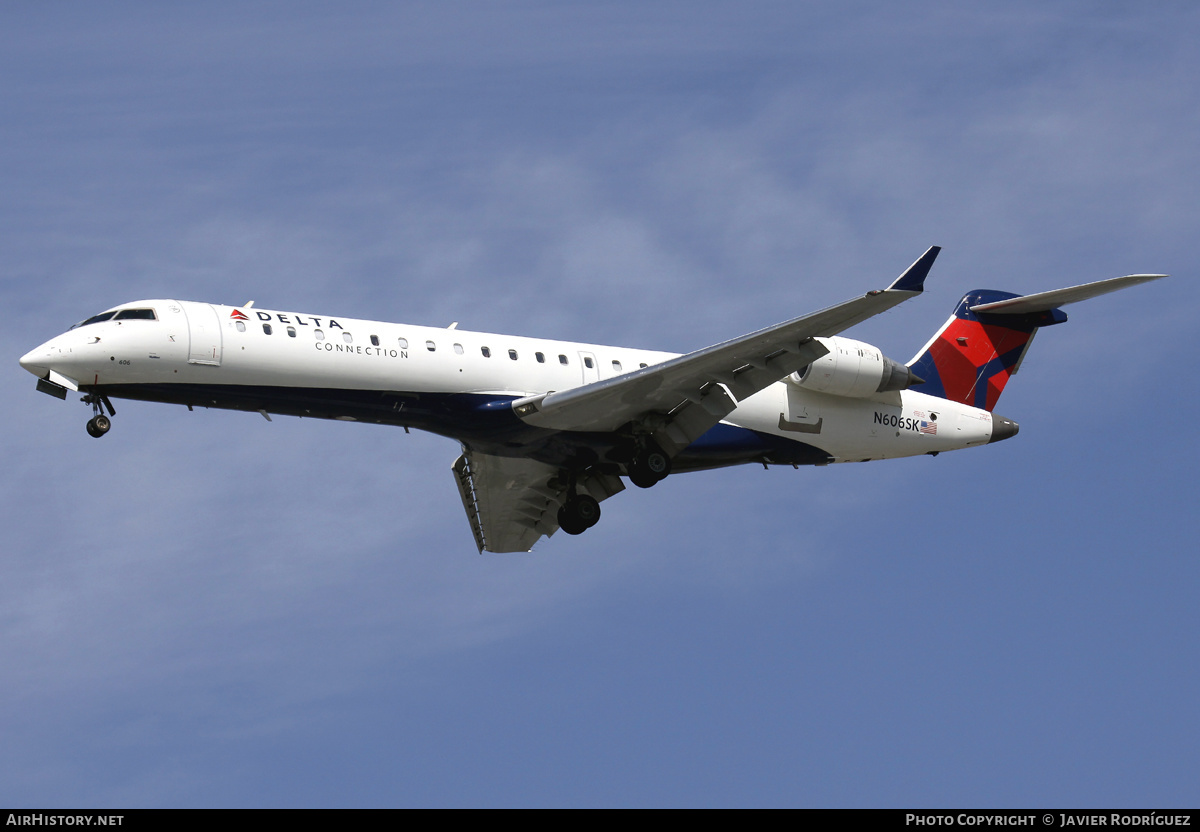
[989,414,1020,444]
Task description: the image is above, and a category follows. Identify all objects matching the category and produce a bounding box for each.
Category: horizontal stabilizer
[969,274,1167,315]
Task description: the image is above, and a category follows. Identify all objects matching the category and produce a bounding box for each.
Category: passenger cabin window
[508,349,518,360]
[236,321,246,333]
[639,363,648,369]
[559,354,568,365]
[584,356,594,369]
[453,343,464,355]
[481,346,491,358]
[398,337,409,349]
[426,340,436,352]
[343,332,353,343]
[114,308,157,321]
[315,329,325,340]
[612,360,622,372]
[262,324,273,335]
[370,335,380,346]
[535,352,545,363]
[287,326,297,337]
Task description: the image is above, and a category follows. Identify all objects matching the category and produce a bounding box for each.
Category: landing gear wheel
[629,444,671,488]
[558,494,602,535]
[628,463,659,489]
[83,391,114,438]
[643,449,670,478]
[572,494,601,528]
[558,506,587,536]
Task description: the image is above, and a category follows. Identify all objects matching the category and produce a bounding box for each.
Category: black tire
[628,462,659,489]
[93,414,111,434]
[632,445,670,484]
[86,418,101,438]
[572,494,601,528]
[558,505,587,536]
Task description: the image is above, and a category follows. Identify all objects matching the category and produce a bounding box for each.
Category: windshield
[71,308,157,329]
[114,308,157,321]
[72,311,117,329]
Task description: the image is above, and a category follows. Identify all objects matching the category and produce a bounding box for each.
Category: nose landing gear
[82,392,116,438]
[86,414,111,437]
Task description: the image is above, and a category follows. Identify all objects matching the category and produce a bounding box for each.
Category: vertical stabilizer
[908,291,1066,411]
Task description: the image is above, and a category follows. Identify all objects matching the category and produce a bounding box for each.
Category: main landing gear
[82,392,115,438]
[627,441,671,489]
[558,493,601,536]
[556,440,673,537]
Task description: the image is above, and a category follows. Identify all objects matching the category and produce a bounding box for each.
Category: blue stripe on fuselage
[98,382,830,471]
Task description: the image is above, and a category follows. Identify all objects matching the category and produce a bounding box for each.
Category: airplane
[19,247,1165,553]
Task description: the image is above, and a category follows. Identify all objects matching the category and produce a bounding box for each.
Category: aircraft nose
[989,413,1020,444]
[19,345,49,376]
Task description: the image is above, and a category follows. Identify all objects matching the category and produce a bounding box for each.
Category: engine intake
[790,337,923,398]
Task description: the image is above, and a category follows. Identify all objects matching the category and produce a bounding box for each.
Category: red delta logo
[230,309,249,321]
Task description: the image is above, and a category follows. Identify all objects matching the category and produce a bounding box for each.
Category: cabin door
[181,302,223,366]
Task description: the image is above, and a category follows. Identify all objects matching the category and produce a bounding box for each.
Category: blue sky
[3,2,1198,807]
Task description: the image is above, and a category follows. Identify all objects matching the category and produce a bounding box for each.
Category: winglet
[886,246,941,293]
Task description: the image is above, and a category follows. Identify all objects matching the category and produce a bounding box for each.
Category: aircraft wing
[451,448,625,553]
[513,246,940,452]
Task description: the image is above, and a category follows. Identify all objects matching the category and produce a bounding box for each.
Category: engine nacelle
[790,336,923,398]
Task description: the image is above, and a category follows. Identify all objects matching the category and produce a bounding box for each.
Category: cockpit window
[72,311,117,329]
[72,307,158,329]
[113,308,157,321]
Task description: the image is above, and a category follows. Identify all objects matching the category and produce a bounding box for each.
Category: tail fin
[907,291,1063,411]
[907,274,1166,411]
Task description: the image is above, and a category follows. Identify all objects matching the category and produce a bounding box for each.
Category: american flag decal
[919,420,938,435]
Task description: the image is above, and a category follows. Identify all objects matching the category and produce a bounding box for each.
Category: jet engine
[789,336,923,398]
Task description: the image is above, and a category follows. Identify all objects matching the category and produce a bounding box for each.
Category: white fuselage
[20,299,997,466]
